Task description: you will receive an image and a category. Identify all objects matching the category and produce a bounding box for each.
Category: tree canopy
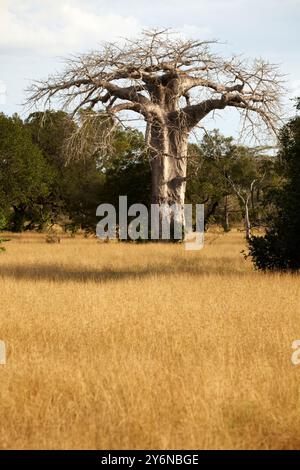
[249,115,300,271]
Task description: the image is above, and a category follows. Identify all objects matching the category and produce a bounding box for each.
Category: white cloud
[0,0,299,131]
[0,0,141,55]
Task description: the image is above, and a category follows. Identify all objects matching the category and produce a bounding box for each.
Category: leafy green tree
[60,159,106,232]
[249,116,300,271]
[0,113,53,231]
[25,111,76,227]
[186,141,232,230]
[188,130,277,235]
[54,125,148,233]
[101,128,150,212]
[25,114,149,233]
[26,111,75,165]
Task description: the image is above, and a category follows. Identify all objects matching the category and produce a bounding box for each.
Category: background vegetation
[0,111,282,233]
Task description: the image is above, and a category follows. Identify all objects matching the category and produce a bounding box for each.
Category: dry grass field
[0,231,300,450]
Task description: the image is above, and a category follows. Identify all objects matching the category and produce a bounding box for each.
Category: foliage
[0,110,288,243]
[187,131,277,231]
[101,129,150,212]
[25,111,75,229]
[249,116,300,271]
[0,113,53,231]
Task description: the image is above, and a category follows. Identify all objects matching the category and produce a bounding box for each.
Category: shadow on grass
[0,257,253,283]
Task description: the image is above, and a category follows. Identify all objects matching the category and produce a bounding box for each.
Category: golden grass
[0,231,300,450]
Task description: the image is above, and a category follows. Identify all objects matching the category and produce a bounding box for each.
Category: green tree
[187,131,276,234]
[25,111,76,227]
[249,116,300,271]
[56,127,148,233]
[0,113,53,231]
[60,159,106,232]
[101,128,150,211]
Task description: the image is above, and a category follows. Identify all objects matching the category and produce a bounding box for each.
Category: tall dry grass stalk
[0,231,299,449]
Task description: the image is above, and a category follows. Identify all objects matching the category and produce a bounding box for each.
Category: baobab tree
[28,30,283,235]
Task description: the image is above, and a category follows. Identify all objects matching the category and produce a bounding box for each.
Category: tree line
[0,109,280,234]
[0,106,299,271]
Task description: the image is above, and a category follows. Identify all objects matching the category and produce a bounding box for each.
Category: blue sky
[0,0,299,142]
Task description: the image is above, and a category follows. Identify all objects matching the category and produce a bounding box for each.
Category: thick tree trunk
[150,132,188,205]
[149,124,188,240]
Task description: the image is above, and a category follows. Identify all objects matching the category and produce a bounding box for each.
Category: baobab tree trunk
[150,128,188,205]
[149,124,188,239]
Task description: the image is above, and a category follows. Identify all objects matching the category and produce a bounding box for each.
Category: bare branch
[27,29,285,162]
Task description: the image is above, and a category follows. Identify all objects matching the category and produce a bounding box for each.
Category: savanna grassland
[0,231,300,450]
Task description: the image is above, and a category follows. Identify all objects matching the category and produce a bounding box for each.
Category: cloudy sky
[0,0,299,139]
